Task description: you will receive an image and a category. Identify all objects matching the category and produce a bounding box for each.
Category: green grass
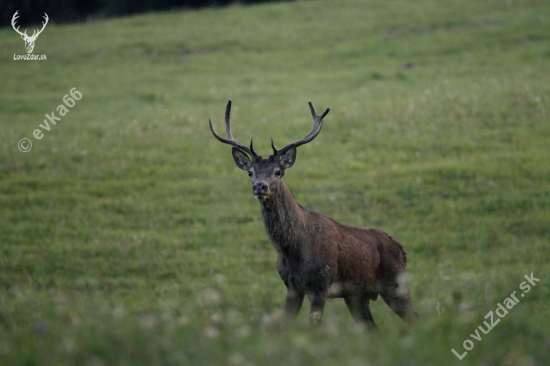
[1,0,550,364]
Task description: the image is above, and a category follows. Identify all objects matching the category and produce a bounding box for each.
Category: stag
[11,11,49,54]
[209,101,419,328]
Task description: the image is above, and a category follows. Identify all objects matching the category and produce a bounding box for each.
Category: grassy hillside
[1,0,549,365]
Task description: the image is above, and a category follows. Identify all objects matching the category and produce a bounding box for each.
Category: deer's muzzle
[253,182,269,198]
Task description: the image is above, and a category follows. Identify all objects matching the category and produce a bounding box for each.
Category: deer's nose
[253,182,268,195]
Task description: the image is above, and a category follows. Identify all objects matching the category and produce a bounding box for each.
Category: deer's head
[11,11,49,54]
[209,101,330,200]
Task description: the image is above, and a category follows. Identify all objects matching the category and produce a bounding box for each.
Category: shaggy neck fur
[259,180,305,253]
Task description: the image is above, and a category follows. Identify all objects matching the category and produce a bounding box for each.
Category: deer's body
[210,101,419,327]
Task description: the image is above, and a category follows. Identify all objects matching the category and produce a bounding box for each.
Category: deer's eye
[247,171,253,176]
[275,170,282,176]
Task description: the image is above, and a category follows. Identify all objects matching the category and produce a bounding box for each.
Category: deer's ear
[232,147,252,170]
[279,145,297,169]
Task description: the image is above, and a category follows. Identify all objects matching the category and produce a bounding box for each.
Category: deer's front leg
[284,288,305,320]
[307,293,327,326]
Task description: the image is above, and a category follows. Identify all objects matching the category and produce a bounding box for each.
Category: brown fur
[259,176,419,327]
[210,100,419,327]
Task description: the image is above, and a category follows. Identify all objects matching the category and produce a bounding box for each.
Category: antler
[11,12,48,40]
[271,102,330,156]
[209,100,258,157]
[30,13,48,40]
[11,11,28,38]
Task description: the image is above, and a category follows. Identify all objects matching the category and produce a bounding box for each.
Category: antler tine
[224,100,234,140]
[33,13,49,38]
[309,101,330,128]
[272,101,330,156]
[209,100,258,157]
[249,134,257,156]
[11,11,28,37]
[271,137,278,155]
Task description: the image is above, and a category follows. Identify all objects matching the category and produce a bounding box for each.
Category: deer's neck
[260,182,305,253]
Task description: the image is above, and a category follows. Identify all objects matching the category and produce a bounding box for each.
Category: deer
[209,100,419,328]
[11,11,49,54]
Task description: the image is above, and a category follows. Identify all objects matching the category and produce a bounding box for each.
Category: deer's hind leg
[380,272,419,323]
[344,296,377,329]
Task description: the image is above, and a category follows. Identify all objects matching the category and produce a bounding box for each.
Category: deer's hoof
[309,311,322,326]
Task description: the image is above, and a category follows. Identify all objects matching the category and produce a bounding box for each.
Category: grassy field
[1,0,550,364]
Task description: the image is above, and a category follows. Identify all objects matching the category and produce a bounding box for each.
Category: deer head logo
[11,11,49,54]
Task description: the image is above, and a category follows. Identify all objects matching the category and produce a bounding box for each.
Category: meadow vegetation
[1,0,549,364]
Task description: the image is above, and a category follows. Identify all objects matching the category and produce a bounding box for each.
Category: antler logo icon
[11,11,49,54]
